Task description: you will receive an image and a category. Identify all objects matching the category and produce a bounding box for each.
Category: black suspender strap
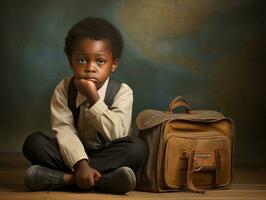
[67,77,80,128]
[104,78,122,109]
[67,77,122,144]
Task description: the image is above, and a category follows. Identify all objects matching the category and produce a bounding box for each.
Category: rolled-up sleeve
[85,83,133,141]
[50,78,88,170]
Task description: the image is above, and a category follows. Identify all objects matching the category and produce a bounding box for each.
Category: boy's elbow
[103,118,129,140]
[117,119,131,138]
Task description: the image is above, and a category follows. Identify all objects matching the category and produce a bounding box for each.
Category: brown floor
[0,152,266,200]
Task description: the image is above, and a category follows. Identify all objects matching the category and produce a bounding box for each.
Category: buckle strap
[187,150,206,193]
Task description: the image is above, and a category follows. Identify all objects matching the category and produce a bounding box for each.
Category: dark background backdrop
[0,0,265,166]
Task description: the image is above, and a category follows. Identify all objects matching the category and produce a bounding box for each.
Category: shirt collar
[76,77,110,108]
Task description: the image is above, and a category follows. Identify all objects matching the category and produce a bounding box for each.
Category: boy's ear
[111,58,119,72]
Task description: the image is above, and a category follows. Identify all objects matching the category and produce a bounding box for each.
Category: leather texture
[136,96,235,193]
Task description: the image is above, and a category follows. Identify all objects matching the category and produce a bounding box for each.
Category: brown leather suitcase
[136,96,235,193]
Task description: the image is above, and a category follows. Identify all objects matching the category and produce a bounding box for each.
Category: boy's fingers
[81,180,87,189]
[79,178,87,189]
[88,175,95,187]
[75,174,90,189]
[93,169,102,182]
[94,174,100,181]
[75,176,83,189]
[95,170,101,178]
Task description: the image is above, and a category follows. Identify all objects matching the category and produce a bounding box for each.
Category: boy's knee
[126,137,148,166]
[22,132,47,157]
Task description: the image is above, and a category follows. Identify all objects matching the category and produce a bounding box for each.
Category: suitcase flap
[136,109,227,130]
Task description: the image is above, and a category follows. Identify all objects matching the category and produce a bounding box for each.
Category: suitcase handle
[167,96,191,113]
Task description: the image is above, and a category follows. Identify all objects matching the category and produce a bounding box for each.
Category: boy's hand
[74,159,101,189]
[74,78,100,106]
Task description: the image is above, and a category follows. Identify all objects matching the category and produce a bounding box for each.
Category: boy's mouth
[84,76,97,82]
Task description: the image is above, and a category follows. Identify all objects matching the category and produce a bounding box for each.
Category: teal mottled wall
[0,0,265,165]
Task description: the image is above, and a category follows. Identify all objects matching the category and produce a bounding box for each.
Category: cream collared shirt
[51,77,133,170]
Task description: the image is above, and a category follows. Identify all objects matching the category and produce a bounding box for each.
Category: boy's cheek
[73,71,85,79]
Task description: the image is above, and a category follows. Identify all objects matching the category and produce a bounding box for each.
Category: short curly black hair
[64,17,124,61]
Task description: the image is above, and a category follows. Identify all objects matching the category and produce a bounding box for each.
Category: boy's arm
[85,82,133,141]
[51,78,89,171]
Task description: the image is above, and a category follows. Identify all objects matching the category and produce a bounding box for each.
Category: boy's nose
[84,63,96,73]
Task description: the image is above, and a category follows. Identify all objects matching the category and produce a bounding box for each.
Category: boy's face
[70,37,118,89]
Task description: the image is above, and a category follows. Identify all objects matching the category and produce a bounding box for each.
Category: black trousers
[22,132,148,174]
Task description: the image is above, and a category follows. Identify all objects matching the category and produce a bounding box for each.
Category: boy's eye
[78,57,87,64]
[96,58,105,65]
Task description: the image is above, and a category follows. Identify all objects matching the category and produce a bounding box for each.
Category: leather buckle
[193,151,216,171]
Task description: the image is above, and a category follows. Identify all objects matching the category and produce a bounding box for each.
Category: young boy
[22,17,148,194]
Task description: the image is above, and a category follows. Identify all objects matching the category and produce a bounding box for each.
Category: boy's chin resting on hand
[74,78,100,105]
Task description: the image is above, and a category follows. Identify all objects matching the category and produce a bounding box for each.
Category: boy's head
[64,17,124,89]
[64,17,123,62]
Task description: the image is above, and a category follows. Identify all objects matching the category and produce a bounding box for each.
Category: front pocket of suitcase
[161,135,231,190]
